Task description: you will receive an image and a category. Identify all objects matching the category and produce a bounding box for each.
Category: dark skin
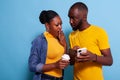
[42,16,69,72]
[68,6,113,66]
[46,16,67,50]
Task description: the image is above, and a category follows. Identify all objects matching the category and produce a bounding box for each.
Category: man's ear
[83,11,87,21]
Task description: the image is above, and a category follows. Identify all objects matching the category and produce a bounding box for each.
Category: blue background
[0,0,120,80]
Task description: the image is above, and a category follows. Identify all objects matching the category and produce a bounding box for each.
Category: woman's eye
[56,24,59,26]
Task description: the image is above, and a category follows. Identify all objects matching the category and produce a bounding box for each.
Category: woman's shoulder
[32,33,46,44]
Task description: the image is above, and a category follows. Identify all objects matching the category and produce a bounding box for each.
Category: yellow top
[69,25,110,80]
[44,31,64,77]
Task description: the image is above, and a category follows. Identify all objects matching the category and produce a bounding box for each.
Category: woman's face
[47,16,62,38]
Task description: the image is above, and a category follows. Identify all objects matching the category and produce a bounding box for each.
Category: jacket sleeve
[28,38,44,73]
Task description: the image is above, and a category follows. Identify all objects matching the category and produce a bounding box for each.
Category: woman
[28,10,69,80]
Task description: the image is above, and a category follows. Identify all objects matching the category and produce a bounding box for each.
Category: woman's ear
[45,23,49,31]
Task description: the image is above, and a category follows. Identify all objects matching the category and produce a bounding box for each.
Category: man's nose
[70,19,73,24]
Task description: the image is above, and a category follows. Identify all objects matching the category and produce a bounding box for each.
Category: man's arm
[97,48,113,66]
[76,48,113,66]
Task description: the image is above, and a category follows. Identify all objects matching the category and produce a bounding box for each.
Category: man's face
[68,8,83,31]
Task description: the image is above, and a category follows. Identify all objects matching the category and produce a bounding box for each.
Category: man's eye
[70,16,74,19]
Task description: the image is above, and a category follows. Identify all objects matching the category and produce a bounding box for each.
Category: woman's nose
[58,25,62,30]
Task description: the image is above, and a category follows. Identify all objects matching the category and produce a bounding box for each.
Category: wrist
[52,63,57,69]
[93,54,97,62]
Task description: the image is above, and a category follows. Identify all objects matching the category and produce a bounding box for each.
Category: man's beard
[72,19,82,31]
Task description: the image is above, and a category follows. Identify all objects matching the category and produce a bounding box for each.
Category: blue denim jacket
[28,33,47,80]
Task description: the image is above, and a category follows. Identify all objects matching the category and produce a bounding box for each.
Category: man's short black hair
[70,2,88,11]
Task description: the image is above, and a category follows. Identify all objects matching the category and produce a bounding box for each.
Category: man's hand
[76,50,97,62]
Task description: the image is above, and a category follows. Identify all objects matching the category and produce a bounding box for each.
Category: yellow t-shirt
[69,25,110,80]
[44,31,64,77]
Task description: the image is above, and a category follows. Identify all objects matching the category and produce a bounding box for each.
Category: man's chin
[72,28,78,31]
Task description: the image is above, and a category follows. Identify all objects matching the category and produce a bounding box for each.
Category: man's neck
[79,22,90,31]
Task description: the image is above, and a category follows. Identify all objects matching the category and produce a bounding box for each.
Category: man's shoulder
[91,25,106,31]
[69,31,78,38]
[90,25,108,37]
[69,30,79,35]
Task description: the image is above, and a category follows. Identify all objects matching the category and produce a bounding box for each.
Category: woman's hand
[55,59,70,69]
[58,31,67,53]
[41,59,69,72]
[58,31,66,46]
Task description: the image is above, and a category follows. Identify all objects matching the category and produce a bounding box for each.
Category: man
[68,2,113,80]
